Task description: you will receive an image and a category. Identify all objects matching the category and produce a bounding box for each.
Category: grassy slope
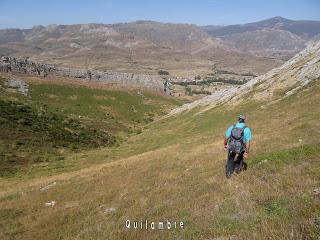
[0,75,181,177]
[0,80,319,239]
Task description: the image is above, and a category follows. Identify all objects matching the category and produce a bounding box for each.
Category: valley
[0,15,320,240]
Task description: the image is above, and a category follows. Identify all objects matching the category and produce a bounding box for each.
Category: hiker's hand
[224,145,228,151]
[243,152,249,160]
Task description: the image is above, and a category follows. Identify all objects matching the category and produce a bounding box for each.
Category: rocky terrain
[0,56,164,91]
[169,40,320,115]
[4,78,29,96]
[4,17,319,77]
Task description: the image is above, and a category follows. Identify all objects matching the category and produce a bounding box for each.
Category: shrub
[158,70,169,75]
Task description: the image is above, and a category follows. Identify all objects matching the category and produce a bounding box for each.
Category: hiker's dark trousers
[226,150,244,177]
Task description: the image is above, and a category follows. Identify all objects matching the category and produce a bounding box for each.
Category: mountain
[202,17,320,60]
[203,17,320,38]
[1,17,319,78]
[0,20,284,77]
[170,40,320,115]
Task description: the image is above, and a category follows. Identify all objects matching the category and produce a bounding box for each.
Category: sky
[0,0,319,29]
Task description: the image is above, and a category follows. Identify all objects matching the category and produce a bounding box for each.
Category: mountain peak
[270,16,289,21]
[249,16,292,28]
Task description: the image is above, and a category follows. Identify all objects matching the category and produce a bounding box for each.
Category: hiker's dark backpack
[228,125,247,154]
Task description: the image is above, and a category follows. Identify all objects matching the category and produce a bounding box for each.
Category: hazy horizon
[0,0,319,29]
[1,16,320,30]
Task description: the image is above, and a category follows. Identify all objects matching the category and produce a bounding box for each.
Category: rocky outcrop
[169,40,320,115]
[0,56,164,92]
[5,78,29,96]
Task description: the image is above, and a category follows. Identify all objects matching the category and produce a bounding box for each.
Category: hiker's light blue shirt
[226,122,252,143]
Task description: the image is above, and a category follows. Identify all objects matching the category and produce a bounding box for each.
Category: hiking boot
[226,171,232,178]
[226,165,233,178]
[242,162,247,171]
[235,162,242,174]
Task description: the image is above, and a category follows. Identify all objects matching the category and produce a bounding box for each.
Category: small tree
[158,70,169,75]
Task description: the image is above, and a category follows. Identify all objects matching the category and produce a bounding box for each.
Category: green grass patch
[0,75,181,177]
[29,83,181,134]
[250,144,320,167]
[0,99,116,177]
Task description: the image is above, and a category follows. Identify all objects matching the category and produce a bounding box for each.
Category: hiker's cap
[239,114,246,121]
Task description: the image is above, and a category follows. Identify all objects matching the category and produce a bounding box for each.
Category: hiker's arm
[224,126,232,150]
[244,127,252,159]
[243,141,250,160]
[245,141,250,153]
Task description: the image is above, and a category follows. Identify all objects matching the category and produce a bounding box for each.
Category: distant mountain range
[202,17,320,60]
[0,17,319,77]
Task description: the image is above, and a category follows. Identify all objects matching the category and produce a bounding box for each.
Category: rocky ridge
[0,56,164,91]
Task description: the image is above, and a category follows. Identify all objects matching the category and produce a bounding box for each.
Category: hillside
[0,40,319,239]
[3,17,320,78]
[203,17,320,60]
[0,19,293,77]
[170,40,320,115]
[0,74,181,177]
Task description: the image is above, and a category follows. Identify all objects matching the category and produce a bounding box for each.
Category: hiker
[224,115,252,178]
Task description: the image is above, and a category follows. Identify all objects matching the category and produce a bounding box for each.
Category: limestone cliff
[0,56,164,92]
